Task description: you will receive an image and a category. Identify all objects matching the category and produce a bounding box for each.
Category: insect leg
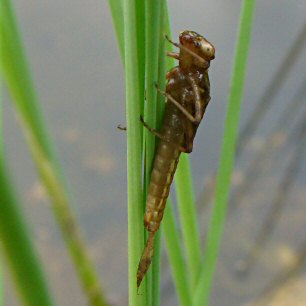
[187,75,204,124]
[166,51,179,60]
[117,124,127,131]
[181,92,195,153]
[140,116,188,152]
[179,124,194,153]
[154,83,199,124]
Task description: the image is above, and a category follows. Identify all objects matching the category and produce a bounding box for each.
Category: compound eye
[201,41,215,59]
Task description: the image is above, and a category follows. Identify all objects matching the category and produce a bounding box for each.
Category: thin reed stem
[194,1,257,305]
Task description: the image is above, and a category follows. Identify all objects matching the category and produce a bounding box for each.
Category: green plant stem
[1,1,107,305]
[109,0,148,304]
[163,202,192,306]
[144,0,163,304]
[0,161,54,306]
[175,154,201,287]
[0,5,4,304]
[0,0,2,154]
[23,123,107,306]
[123,0,146,304]
[150,6,167,306]
[108,0,125,62]
[193,1,257,305]
[0,261,2,306]
[109,0,196,303]
[144,1,161,176]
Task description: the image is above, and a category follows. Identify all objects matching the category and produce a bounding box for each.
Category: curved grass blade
[1,1,107,305]
[0,161,54,306]
[193,1,257,305]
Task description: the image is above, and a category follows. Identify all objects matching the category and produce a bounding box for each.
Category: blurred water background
[3,0,306,305]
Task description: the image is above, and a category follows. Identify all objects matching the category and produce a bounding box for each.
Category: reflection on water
[3,0,306,305]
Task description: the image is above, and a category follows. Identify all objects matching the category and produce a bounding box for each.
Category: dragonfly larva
[137,30,215,288]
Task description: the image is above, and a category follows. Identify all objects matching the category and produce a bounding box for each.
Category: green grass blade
[193,1,257,305]
[156,5,166,129]
[0,0,2,154]
[123,0,146,304]
[0,261,2,306]
[109,1,165,303]
[1,1,107,305]
[107,0,124,64]
[23,130,107,306]
[0,162,54,306]
[163,201,192,306]
[175,154,201,287]
[0,6,3,304]
[144,1,161,175]
[109,1,147,304]
[144,0,163,304]
[108,0,125,61]
[1,0,53,160]
[150,5,168,306]
[109,1,196,303]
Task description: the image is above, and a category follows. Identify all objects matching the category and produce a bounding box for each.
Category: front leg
[180,92,195,153]
[155,83,199,124]
[186,75,205,125]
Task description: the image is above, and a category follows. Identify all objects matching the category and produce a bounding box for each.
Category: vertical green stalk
[144,0,162,304]
[1,1,107,305]
[0,261,2,306]
[109,0,197,304]
[156,4,166,129]
[123,0,146,304]
[0,0,2,155]
[194,1,257,305]
[163,202,192,306]
[150,4,167,306]
[175,154,201,287]
[0,4,3,304]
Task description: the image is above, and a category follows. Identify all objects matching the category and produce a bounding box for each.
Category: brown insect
[137,30,215,288]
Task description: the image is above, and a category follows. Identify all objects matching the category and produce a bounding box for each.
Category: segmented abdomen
[144,105,184,233]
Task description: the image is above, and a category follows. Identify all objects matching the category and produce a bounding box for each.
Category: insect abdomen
[144,117,182,232]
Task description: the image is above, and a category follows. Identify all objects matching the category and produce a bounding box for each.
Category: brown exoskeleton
[137,30,215,288]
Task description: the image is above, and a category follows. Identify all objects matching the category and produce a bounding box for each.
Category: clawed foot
[117,124,127,131]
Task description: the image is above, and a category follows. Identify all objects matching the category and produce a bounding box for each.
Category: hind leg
[140,116,189,153]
